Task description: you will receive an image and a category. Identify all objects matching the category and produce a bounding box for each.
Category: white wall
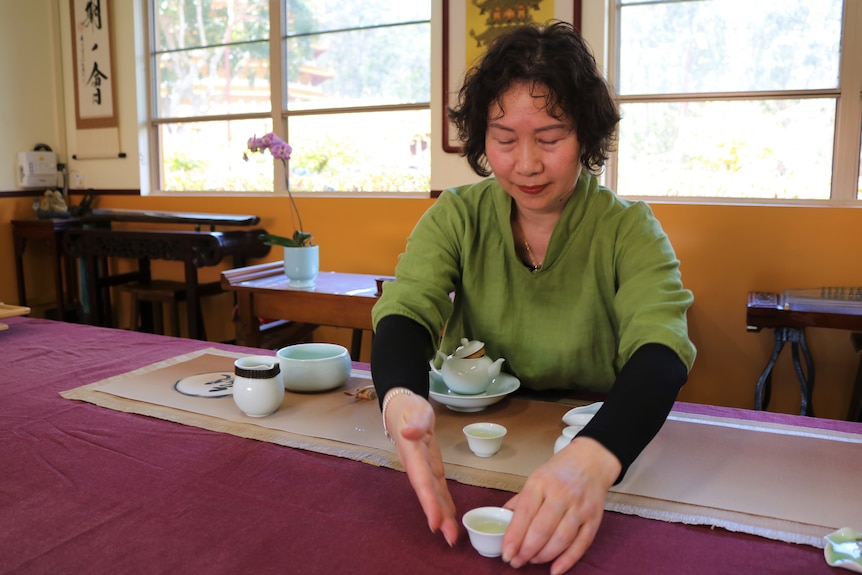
[0,0,67,190]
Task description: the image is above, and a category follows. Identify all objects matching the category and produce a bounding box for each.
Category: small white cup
[463,422,507,457]
[462,506,513,558]
[553,425,584,454]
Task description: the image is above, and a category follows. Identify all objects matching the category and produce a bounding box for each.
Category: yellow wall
[1,0,860,422]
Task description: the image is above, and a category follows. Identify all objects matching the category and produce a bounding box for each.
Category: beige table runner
[62,348,862,548]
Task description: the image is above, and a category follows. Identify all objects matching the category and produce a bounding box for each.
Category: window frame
[602,0,862,206]
[144,0,432,198]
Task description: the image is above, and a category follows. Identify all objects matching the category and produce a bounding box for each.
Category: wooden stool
[123,280,223,339]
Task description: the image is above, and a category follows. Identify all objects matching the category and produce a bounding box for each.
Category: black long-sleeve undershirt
[370,314,688,482]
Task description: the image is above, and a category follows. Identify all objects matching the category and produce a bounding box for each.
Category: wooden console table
[747,289,862,419]
[12,218,84,321]
[64,228,270,340]
[221,262,385,359]
[13,210,264,333]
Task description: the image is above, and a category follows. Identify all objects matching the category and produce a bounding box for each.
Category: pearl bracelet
[381,387,415,443]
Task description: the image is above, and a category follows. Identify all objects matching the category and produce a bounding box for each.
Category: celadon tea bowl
[276,343,351,392]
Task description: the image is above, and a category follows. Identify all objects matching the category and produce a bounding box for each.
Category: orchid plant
[244,132,312,247]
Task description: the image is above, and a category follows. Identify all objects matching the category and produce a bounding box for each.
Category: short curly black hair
[448,21,620,177]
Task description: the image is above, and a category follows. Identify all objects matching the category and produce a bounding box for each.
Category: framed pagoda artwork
[442,0,581,153]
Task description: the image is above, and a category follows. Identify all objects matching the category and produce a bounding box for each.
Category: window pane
[156,43,271,118]
[154,0,269,52]
[616,99,835,200]
[149,1,432,195]
[618,0,841,95]
[286,0,430,35]
[160,119,272,192]
[286,24,430,109]
[287,110,430,192]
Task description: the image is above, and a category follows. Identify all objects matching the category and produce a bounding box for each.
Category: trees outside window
[609,0,860,204]
[149,0,430,194]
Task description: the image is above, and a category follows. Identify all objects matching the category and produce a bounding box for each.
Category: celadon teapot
[430,338,505,395]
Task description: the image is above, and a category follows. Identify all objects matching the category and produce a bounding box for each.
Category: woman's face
[485,82,582,215]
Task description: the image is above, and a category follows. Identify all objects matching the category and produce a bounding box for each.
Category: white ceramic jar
[232,355,283,417]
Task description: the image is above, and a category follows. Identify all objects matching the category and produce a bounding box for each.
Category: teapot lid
[454,338,485,359]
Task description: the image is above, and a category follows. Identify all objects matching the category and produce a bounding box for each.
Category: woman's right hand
[383,388,459,547]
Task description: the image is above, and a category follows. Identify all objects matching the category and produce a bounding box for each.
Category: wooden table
[747,289,862,419]
[221,262,385,358]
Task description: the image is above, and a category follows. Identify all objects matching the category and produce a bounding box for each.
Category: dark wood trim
[0,188,141,198]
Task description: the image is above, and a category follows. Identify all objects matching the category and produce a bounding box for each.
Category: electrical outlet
[71,172,86,189]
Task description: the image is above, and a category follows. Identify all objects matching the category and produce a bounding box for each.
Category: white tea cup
[553,425,585,454]
[463,422,507,457]
[462,506,513,558]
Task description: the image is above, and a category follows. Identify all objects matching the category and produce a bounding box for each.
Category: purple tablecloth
[1,317,850,574]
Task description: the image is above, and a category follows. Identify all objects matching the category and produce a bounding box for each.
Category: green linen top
[371,171,696,393]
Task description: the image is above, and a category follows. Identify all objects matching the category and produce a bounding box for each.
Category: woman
[370,21,695,574]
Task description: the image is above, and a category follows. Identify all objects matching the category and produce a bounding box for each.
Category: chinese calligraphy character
[87,62,108,104]
[83,0,102,29]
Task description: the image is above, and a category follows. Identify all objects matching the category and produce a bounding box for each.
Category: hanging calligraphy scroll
[70,0,118,130]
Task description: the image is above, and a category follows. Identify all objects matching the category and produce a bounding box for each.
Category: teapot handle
[429,350,448,375]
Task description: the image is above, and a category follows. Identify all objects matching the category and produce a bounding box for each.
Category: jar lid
[235,363,280,379]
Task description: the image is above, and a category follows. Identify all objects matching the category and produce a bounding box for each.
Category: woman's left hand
[501,436,621,574]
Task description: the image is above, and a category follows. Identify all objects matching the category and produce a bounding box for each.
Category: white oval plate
[562,402,602,426]
[429,372,520,412]
[174,372,234,398]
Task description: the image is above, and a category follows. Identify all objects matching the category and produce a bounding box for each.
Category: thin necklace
[523,236,542,272]
[514,219,542,272]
